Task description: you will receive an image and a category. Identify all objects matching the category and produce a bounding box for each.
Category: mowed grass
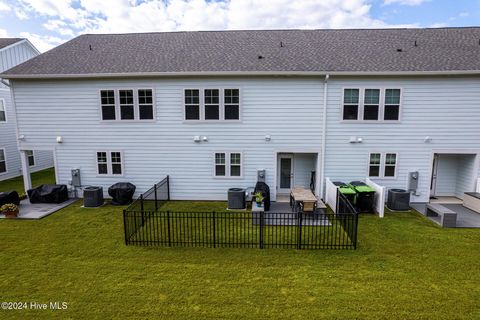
[0,167,56,194]
[0,201,479,319]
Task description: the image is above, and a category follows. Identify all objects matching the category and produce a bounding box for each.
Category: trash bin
[349,181,376,213]
[333,181,356,204]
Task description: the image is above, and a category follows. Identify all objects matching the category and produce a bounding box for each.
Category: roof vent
[280,41,285,47]
[396,48,403,52]
[414,40,418,47]
[89,45,92,51]
[258,55,264,59]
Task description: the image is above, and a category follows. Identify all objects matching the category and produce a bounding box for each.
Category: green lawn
[0,167,56,195]
[0,201,479,319]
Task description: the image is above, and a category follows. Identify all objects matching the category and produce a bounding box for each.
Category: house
[0,38,54,182]
[1,28,480,204]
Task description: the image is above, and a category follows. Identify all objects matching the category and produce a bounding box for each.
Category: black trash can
[333,181,356,204]
[108,182,136,205]
[348,181,375,213]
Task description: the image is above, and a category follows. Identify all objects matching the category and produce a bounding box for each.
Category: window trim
[183,87,242,122]
[367,152,398,179]
[0,98,7,123]
[25,150,35,167]
[213,151,243,179]
[341,87,402,123]
[99,88,156,122]
[95,150,124,176]
[0,148,7,175]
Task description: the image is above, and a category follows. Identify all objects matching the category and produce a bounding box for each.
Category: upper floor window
[343,88,401,122]
[0,99,6,122]
[97,151,123,175]
[0,149,6,173]
[368,152,397,178]
[100,89,154,121]
[25,150,35,167]
[214,152,242,177]
[185,88,240,121]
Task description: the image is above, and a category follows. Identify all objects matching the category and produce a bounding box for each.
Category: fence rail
[123,185,358,250]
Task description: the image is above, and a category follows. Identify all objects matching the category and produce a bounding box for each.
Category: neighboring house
[1,28,480,203]
[0,38,54,182]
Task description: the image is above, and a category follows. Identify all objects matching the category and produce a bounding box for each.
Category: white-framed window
[25,150,35,167]
[100,89,155,121]
[97,151,123,175]
[343,88,401,122]
[214,152,242,177]
[368,152,397,178]
[0,148,6,174]
[0,99,6,122]
[185,88,240,121]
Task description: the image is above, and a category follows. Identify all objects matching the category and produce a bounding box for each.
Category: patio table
[290,187,318,212]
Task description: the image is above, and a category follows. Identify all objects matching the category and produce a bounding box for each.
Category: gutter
[3,70,480,80]
[319,74,329,200]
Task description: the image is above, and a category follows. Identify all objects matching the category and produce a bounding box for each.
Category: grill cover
[0,191,21,206]
[27,185,69,204]
[254,182,271,211]
[108,182,136,205]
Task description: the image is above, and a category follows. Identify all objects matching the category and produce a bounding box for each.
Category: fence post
[335,189,339,214]
[212,211,216,248]
[297,212,303,250]
[353,212,358,250]
[167,210,171,247]
[259,211,264,249]
[167,175,171,201]
[123,209,128,245]
[154,183,158,212]
[140,194,144,226]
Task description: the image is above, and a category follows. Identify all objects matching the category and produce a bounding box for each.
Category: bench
[426,203,457,228]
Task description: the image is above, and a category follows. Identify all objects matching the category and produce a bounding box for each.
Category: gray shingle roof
[0,38,24,50]
[3,28,480,78]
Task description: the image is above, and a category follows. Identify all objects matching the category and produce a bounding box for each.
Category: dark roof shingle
[0,38,24,50]
[3,28,480,78]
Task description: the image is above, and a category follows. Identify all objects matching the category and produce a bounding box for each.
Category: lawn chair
[299,201,316,213]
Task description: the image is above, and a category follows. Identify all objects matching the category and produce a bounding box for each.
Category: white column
[20,150,32,194]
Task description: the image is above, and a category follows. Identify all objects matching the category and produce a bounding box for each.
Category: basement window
[97,151,123,175]
[0,149,6,173]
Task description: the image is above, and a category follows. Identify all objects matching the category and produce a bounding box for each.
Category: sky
[0,0,479,52]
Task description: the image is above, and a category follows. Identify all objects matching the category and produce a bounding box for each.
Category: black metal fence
[123,184,358,250]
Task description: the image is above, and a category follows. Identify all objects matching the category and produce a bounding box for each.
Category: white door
[278,154,294,194]
[430,154,439,197]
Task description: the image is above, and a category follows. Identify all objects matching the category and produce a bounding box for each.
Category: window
[364,89,380,120]
[343,88,401,122]
[185,89,200,120]
[230,153,241,176]
[214,152,242,177]
[119,90,134,120]
[224,89,240,120]
[368,153,381,177]
[101,89,155,121]
[97,151,122,175]
[0,149,6,173]
[0,99,6,122]
[138,89,154,120]
[204,89,220,120]
[369,152,397,178]
[343,89,359,120]
[25,150,35,167]
[100,90,115,120]
[215,153,226,176]
[185,88,240,121]
[384,153,397,177]
[384,89,401,120]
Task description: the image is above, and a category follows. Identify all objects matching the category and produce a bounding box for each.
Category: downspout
[319,74,329,199]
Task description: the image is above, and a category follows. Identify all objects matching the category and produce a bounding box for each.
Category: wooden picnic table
[290,187,326,212]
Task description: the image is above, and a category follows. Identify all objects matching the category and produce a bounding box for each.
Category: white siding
[0,40,52,182]
[324,76,480,203]
[455,154,476,199]
[435,154,458,196]
[293,153,316,188]
[12,77,324,200]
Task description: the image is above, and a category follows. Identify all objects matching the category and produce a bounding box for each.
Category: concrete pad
[411,203,480,228]
[0,198,77,220]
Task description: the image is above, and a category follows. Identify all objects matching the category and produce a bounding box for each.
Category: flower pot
[256,202,262,208]
[4,210,18,218]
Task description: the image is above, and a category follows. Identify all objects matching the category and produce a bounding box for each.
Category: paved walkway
[0,198,77,220]
[411,203,480,228]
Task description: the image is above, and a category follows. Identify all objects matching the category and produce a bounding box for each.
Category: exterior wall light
[56,136,63,143]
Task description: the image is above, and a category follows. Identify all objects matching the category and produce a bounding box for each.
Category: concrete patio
[264,201,331,226]
[0,198,77,220]
[411,203,480,228]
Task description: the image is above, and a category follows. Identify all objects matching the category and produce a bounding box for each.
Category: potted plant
[254,192,264,208]
[1,203,19,218]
